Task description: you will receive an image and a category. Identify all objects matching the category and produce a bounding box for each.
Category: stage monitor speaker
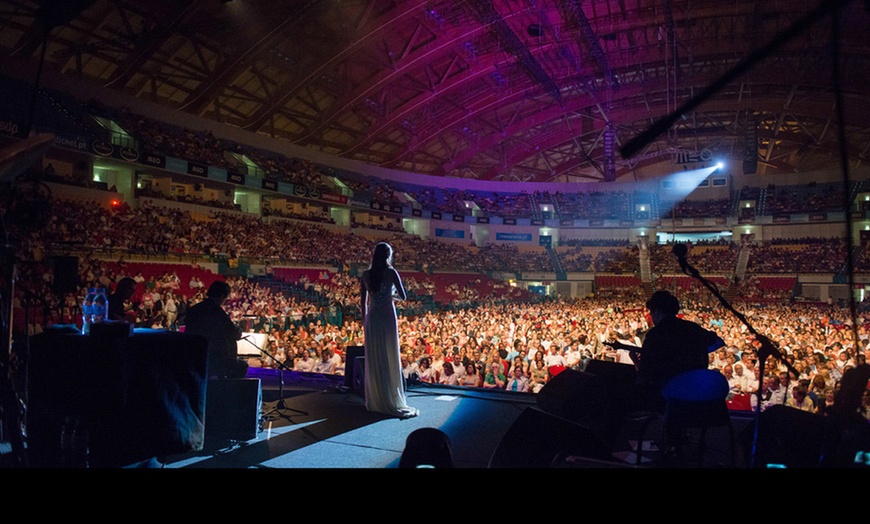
[345,346,364,389]
[489,407,614,468]
[583,359,637,391]
[750,404,828,468]
[205,378,261,443]
[536,368,628,447]
[352,356,365,396]
[52,255,78,294]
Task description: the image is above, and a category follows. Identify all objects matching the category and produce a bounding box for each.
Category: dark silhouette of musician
[184,280,247,379]
[107,277,137,322]
[607,290,725,413]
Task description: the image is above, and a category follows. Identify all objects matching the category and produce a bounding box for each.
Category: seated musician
[605,290,725,413]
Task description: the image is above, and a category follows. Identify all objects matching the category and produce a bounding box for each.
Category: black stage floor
[161,367,758,470]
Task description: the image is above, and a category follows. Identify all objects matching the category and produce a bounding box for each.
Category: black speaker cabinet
[536,368,628,447]
[583,360,637,391]
[345,346,364,389]
[352,356,365,396]
[205,378,262,443]
[750,404,828,468]
[489,407,614,468]
[26,330,208,468]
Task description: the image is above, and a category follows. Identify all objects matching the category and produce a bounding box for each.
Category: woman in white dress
[360,242,419,418]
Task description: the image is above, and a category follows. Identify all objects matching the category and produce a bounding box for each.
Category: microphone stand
[243,336,307,420]
[675,255,799,468]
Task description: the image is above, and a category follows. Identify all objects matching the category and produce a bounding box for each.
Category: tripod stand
[244,336,307,420]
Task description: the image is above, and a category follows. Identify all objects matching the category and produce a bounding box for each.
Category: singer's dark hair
[366,242,393,293]
[646,290,680,316]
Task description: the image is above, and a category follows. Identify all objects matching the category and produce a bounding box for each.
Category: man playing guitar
[604,290,724,413]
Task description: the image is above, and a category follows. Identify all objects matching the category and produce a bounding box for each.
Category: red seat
[727,393,752,411]
[548,365,566,378]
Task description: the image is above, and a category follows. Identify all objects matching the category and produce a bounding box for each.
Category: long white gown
[362,271,418,418]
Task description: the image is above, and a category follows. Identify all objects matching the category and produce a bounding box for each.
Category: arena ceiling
[1,0,869,184]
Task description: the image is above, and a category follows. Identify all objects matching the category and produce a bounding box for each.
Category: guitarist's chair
[660,368,737,467]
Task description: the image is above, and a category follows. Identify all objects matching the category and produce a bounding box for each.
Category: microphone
[672,243,689,274]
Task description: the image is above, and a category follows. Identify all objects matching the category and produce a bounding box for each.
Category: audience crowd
[5,189,870,425]
[4,87,870,421]
[36,90,864,225]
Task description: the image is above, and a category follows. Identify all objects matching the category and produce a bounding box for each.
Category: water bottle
[81,288,96,334]
[92,288,108,326]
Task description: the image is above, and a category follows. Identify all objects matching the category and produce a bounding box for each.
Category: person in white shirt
[710,348,728,370]
[313,348,337,375]
[163,292,178,329]
[732,362,752,394]
[294,350,316,373]
[438,361,459,386]
[764,375,788,410]
[576,334,594,370]
[540,338,552,352]
[416,357,435,383]
[402,353,418,380]
[563,343,582,370]
[312,325,326,343]
[722,364,747,400]
[544,345,566,368]
[430,348,446,380]
[329,346,342,368]
[332,351,345,376]
[612,331,639,365]
[448,353,465,380]
[722,364,739,389]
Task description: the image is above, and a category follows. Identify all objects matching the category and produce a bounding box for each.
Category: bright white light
[716,162,724,169]
[658,165,719,217]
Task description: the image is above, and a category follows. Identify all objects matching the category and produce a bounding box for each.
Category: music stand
[242,336,307,420]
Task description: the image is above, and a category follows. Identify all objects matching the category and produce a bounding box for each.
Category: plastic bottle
[81,288,96,334]
[92,287,108,326]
